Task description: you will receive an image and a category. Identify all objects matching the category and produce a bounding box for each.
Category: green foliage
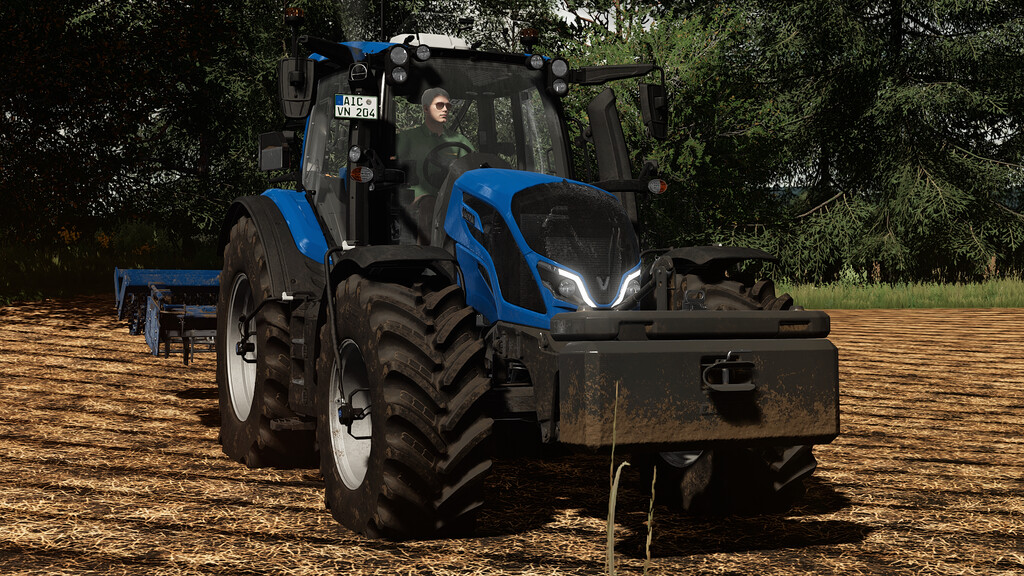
[0,0,343,249]
[393,0,566,51]
[2,0,1022,290]
[562,3,796,249]
[563,1,1024,283]
[0,220,219,305]
[727,1,1024,282]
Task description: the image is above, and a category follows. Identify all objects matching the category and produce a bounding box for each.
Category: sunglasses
[433,101,452,110]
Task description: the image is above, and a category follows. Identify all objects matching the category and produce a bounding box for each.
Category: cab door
[302,70,353,246]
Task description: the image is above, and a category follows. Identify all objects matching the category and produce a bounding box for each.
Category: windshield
[389,56,569,179]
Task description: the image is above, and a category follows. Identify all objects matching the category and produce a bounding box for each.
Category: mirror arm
[269,171,300,184]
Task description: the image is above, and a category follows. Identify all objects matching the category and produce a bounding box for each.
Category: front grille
[512,182,640,305]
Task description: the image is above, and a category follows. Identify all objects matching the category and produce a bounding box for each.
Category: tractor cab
[263,30,667,252]
[295,38,575,250]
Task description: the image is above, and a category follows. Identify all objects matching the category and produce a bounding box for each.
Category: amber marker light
[648,179,667,194]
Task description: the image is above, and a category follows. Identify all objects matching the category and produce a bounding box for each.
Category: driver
[396,87,473,198]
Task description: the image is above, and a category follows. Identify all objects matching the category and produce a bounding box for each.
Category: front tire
[646,274,817,514]
[216,215,315,468]
[317,275,493,539]
[642,445,817,514]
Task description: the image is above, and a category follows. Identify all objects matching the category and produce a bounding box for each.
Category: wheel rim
[226,273,257,421]
[661,450,703,468]
[329,339,372,490]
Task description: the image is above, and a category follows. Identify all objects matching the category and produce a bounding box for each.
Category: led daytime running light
[611,269,642,307]
[557,268,597,308]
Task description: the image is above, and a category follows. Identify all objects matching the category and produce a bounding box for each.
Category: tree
[563,1,1024,282]
[734,0,1024,282]
[0,0,348,253]
[5,0,1020,285]
[561,1,792,253]
[0,0,563,255]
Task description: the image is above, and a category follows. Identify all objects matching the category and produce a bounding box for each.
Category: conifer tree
[565,0,1024,281]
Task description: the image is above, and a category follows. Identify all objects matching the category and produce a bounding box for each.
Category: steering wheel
[422,141,473,190]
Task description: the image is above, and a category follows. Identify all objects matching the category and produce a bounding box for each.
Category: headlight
[386,47,409,85]
[348,145,363,163]
[550,58,569,78]
[537,262,597,308]
[557,279,577,300]
[556,269,597,307]
[547,58,571,96]
[389,46,409,66]
[611,269,642,307]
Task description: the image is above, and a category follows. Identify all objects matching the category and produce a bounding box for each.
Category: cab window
[303,73,351,195]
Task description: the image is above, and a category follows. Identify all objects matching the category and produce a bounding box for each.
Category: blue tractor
[216,13,839,539]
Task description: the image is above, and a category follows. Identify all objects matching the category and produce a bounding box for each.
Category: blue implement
[114,268,220,364]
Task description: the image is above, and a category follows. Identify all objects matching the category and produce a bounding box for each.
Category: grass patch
[777,277,1024,309]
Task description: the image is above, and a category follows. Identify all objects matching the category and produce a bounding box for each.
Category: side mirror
[587,88,638,228]
[638,82,668,140]
[258,131,294,172]
[278,57,315,119]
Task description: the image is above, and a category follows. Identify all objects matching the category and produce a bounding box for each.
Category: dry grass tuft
[0,297,1022,574]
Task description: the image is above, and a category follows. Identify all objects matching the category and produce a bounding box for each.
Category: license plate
[334,94,378,120]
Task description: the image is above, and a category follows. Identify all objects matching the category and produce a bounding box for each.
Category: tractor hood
[444,169,642,328]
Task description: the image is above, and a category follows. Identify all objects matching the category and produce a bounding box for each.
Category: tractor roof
[303,36,535,67]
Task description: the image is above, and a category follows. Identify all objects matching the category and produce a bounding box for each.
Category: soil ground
[0,296,1021,575]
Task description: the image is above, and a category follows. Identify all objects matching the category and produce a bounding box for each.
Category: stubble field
[0,296,1021,575]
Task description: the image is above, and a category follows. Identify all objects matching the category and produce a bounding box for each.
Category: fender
[663,246,777,276]
[219,190,327,298]
[219,191,328,418]
[328,245,457,286]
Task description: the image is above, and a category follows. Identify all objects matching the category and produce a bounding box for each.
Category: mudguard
[328,245,457,285]
[219,190,327,298]
[662,246,777,275]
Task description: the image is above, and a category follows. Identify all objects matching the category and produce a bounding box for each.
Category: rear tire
[646,274,816,514]
[216,215,316,468]
[317,275,492,539]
